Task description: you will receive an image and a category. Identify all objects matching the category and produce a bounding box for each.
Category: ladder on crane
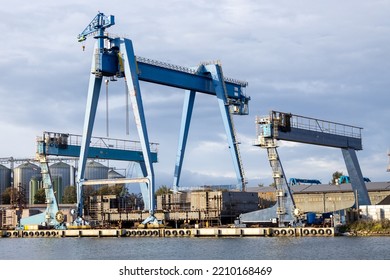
[244,116,298,226]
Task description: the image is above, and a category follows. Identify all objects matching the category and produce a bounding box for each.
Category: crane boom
[77,12,115,42]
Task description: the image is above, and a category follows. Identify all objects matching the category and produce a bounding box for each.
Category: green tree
[34,188,46,204]
[95,184,125,196]
[127,192,144,210]
[330,171,343,185]
[62,185,77,204]
[155,185,172,197]
[1,187,16,204]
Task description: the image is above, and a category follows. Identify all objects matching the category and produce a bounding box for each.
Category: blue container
[306,212,316,224]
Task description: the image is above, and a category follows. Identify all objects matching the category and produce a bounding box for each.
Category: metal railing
[271,111,362,139]
[40,131,159,153]
[136,56,248,87]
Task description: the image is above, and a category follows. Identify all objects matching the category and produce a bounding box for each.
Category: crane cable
[105,79,109,137]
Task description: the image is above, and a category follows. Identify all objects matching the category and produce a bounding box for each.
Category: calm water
[1,236,389,260]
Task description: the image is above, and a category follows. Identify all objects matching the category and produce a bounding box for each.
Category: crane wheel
[55,211,65,223]
[326,229,333,235]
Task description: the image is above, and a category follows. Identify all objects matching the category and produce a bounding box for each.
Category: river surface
[1,236,389,260]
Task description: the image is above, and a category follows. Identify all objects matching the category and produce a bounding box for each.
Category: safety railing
[40,131,159,153]
[271,111,362,139]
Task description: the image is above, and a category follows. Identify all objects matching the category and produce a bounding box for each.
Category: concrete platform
[0,227,335,238]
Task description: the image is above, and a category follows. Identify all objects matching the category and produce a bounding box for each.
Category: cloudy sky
[0,0,389,191]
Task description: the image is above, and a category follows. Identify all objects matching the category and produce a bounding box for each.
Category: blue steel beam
[203,64,245,190]
[117,38,156,222]
[276,127,362,150]
[42,143,158,162]
[342,148,371,205]
[173,90,196,192]
[76,56,102,218]
[136,59,248,100]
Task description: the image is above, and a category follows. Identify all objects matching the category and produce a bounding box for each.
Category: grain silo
[52,175,63,204]
[85,161,109,190]
[29,175,42,205]
[50,161,73,188]
[50,161,74,203]
[108,168,125,179]
[0,164,12,200]
[14,162,41,204]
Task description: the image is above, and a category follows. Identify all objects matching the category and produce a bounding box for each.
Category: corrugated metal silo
[108,168,125,179]
[52,175,63,204]
[50,161,73,188]
[29,176,42,205]
[85,161,109,190]
[0,164,12,200]
[50,161,74,203]
[14,162,41,204]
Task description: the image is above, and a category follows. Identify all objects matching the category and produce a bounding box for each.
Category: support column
[76,54,103,218]
[204,64,245,190]
[119,38,156,219]
[173,90,196,192]
[342,148,371,206]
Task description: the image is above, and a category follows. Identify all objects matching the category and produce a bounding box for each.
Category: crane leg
[342,148,371,206]
[118,38,156,222]
[76,57,103,219]
[173,90,196,192]
[204,64,245,190]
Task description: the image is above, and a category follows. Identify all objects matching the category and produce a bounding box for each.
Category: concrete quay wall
[1,227,335,238]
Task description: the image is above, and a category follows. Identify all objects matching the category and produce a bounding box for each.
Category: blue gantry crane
[240,110,370,226]
[76,13,249,224]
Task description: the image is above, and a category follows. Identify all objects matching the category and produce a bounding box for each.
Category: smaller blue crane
[78,12,114,44]
[338,175,370,184]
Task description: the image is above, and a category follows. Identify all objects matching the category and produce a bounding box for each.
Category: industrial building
[252,182,390,213]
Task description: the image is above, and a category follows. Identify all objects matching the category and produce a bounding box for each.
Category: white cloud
[1,0,389,189]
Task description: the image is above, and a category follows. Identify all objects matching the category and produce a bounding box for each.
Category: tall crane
[76,13,249,225]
